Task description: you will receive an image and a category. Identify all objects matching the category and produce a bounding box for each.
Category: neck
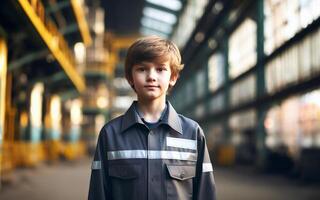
[136,97,166,123]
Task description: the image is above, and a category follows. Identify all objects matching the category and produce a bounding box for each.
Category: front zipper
[147,130,149,200]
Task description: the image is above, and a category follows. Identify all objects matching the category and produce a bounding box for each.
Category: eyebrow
[135,62,169,67]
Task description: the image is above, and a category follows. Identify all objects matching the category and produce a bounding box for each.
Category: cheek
[162,77,172,87]
[132,73,142,81]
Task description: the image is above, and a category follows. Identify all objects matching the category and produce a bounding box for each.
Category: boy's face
[129,60,177,102]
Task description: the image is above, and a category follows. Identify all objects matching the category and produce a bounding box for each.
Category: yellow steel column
[70,0,92,46]
[17,0,86,93]
[0,37,8,188]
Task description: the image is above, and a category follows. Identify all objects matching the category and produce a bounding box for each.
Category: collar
[135,101,167,122]
[120,101,183,134]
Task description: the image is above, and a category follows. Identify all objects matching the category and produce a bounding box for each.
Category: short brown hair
[124,35,184,83]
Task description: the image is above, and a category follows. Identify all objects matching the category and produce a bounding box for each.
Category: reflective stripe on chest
[166,137,197,150]
[107,150,197,161]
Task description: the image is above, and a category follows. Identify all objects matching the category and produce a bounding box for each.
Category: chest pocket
[166,164,196,200]
[109,164,142,200]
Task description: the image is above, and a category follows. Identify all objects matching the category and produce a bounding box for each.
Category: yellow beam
[0,37,7,187]
[70,0,92,47]
[113,36,140,49]
[18,0,85,93]
[0,38,7,142]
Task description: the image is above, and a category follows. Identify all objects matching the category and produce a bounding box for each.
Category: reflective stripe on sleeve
[202,163,213,172]
[107,150,197,161]
[91,161,102,170]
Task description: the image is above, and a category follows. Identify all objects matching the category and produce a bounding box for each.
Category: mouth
[144,85,159,89]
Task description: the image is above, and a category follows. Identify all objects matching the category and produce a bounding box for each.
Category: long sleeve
[194,126,216,200]
[88,128,109,200]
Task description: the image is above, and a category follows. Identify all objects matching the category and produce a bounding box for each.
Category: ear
[169,74,178,87]
[126,77,135,90]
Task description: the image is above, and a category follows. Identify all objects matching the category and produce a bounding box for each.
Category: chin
[144,95,160,100]
[141,94,164,101]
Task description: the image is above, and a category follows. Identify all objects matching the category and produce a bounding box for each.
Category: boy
[88,36,216,200]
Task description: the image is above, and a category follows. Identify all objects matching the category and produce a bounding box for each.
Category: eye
[157,67,166,72]
[136,67,145,72]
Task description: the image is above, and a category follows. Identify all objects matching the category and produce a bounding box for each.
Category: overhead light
[140,27,168,38]
[214,2,224,11]
[97,96,108,109]
[50,95,62,124]
[30,83,44,127]
[212,1,224,14]
[146,0,182,11]
[208,39,217,49]
[93,8,105,34]
[71,99,83,125]
[74,42,86,63]
[194,32,205,43]
[143,7,177,25]
[141,17,173,34]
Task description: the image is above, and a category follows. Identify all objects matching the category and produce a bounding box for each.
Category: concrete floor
[0,159,91,200]
[215,166,320,200]
[0,158,319,200]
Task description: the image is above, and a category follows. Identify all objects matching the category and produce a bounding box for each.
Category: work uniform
[88,101,216,200]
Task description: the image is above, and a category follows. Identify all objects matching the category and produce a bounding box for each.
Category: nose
[146,68,156,82]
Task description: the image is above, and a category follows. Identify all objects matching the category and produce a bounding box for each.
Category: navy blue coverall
[88,101,216,200]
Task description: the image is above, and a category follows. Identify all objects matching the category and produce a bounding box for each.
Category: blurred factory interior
[0,0,320,199]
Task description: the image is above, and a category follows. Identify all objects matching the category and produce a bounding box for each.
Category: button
[151,176,159,182]
[180,171,185,179]
[151,177,156,182]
